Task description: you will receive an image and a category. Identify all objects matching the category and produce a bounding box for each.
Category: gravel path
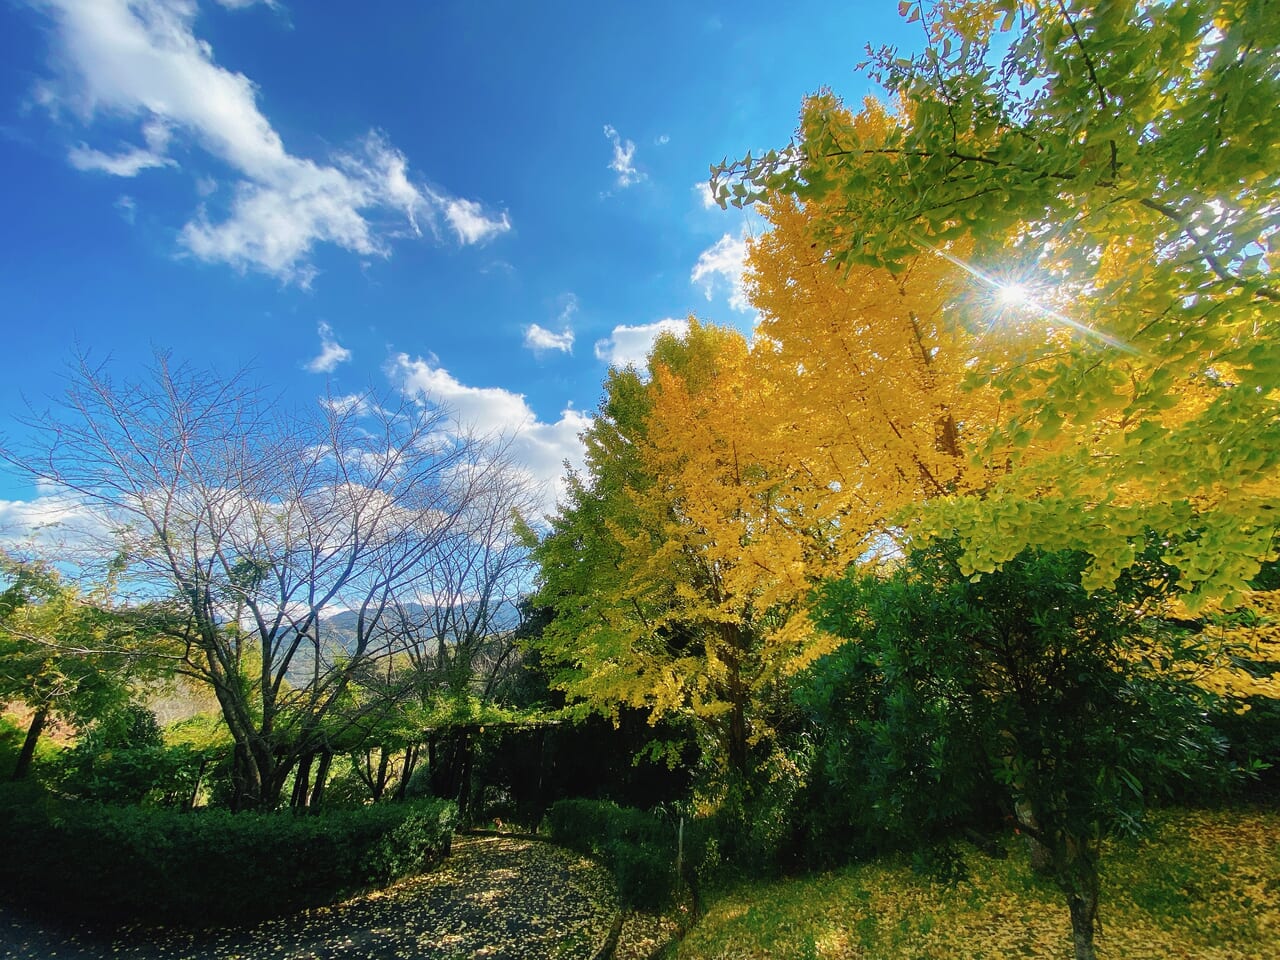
[0,836,621,960]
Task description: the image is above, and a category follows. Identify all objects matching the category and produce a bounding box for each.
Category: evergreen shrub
[0,782,457,925]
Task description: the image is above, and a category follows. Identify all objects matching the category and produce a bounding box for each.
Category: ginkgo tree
[531,236,1011,784]
[706,2,1277,957]
[532,324,774,780]
[715,0,1279,609]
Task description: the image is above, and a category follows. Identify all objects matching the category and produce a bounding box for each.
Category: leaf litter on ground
[0,836,624,960]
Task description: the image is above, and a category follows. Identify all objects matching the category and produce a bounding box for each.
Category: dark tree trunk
[291,752,314,810]
[536,727,549,824]
[457,731,474,824]
[309,749,332,810]
[187,756,209,811]
[11,704,49,781]
[372,748,390,801]
[230,742,257,811]
[395,744,420,801]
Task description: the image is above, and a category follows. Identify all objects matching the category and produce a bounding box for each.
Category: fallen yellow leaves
[678,807,1280,959]
[0,835,622,959]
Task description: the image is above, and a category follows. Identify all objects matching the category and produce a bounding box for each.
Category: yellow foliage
[1169,588,1280,703]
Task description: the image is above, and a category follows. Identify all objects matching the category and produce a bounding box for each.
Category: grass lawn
[677,806,1280,959]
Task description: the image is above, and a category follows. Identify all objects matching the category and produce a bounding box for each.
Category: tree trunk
[1068,885,1098,960]
[372,747,390,801]
[11,704,49,781]
[1015,799,1052,872]
[457,731,474,825]
[230,741,270,811]
[187,756,209,811]
[291,752,314,810]
[395,744,419,801]
[1060,832,1101,960]
[309,749,332,810]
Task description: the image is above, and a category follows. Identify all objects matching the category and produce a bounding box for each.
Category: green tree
[813,543,1231,960]
[0,554,129,780]
[716,0,1279,607]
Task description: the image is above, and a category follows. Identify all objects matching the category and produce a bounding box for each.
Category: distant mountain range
[278,599,523,684]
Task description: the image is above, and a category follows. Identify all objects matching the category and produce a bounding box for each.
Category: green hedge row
[0,783,457,925]
[546,798,695,910]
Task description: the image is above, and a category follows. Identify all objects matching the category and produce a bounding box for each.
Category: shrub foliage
[0,782,457,925]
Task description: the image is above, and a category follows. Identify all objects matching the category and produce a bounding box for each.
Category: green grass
[677,806,1280,959]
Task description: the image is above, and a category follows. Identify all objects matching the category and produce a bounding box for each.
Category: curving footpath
[0,836,635,960]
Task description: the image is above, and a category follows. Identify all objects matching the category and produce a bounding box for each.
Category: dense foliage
[547,799,688,910]
[716,0,1279,608]
[0,781,457,925]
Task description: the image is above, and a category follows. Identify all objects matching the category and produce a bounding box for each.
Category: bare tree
[334,450,542,808]
[2,353,520,809]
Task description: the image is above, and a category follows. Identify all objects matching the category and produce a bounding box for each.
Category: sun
[995,283,1030,308]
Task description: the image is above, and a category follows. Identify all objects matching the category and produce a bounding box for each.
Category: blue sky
[0,0,915,530]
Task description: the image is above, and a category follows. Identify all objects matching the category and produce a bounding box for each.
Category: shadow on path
[0,836,618,960]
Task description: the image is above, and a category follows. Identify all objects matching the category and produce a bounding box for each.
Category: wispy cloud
[114,194,137,224]
[322,392,370,416]
[692,232,750,312]
[593,318,689,369]
[212,0,282,9]
[32,0,509,284]
[443,197,511,245]
[524,324,574,354]
[524,294,577,355]
[69,144,172,176]
[603,124,642,187]
[694,180,718,210]
[389,354,589,515]
[305,321,352,373]
[68,116,175,177]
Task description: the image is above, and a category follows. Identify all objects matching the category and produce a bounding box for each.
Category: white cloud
[524,294,578,354]
[691,232,750,312]
[322,392,370,416]
[443,197,512,245]
[656,134,670,146]
[0,483,114,554]
[70,116,174,175]
[388,354,588,515]
[69,143,173,176]
[114,194,137,223]
[34,0,509,283]
[593,318,689,369]
[305,321,352,373]
[603,124,642,187]
[524,324,574,354]
[213,0,282,9]
[694,180,718,210]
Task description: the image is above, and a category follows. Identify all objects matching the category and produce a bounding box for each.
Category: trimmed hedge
[0,782,457,925]
[547,798,692,910]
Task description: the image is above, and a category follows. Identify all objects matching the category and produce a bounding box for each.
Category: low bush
[547,798,697,910]
[0,782,457,925]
